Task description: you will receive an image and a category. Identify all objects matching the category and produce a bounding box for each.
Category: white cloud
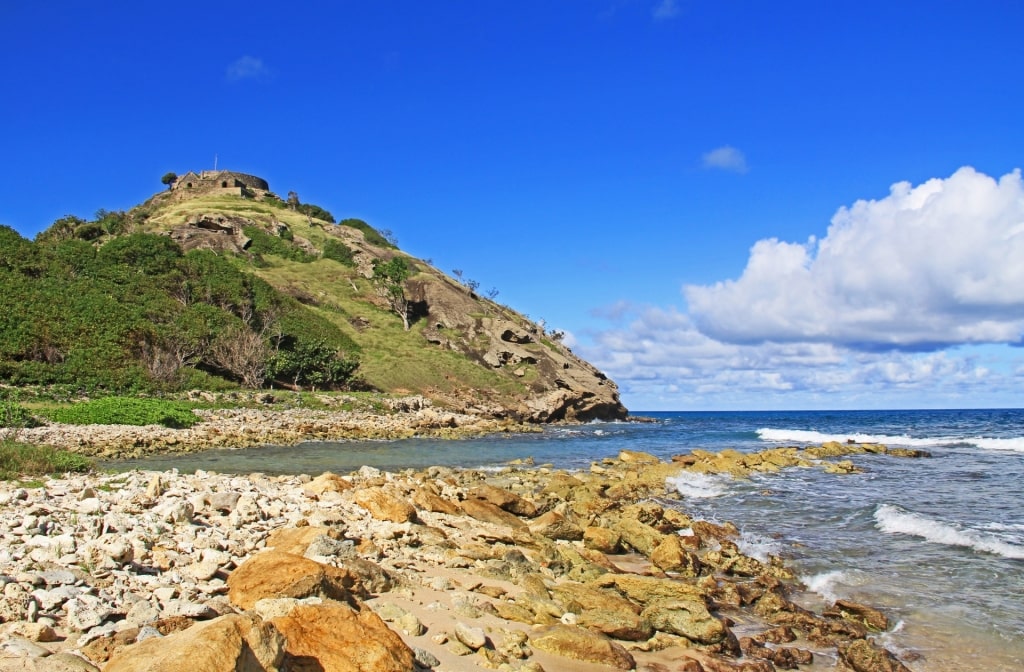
[226,56,269,81]
[653,0,681,20]
[685,167,1024,350]
[580,304,1014,409]
[701,146,748,173]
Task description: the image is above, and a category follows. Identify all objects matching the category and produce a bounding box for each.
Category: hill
[0,171,627,422]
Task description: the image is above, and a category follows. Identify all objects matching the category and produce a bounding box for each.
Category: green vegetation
[372,257,413,330]
[161,172,177,189]
[0,181,561,415]
[296,203,335,223]
[0,225,360,392]
[339,218,394,248]
[321,239,355,266]
[243,226,317,263]
[46,396,200,428]
[1,398,39,429]
[0,440,92,480]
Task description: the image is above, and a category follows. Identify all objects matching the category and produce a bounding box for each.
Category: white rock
[77,498,103,515]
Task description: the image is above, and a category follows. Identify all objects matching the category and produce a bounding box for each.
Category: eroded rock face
[530,624,636,670]
[103,613,285,672]
[269,602,415,672]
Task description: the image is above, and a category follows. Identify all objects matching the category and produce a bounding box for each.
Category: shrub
[296,203,336,224]
[243,226,316,263]
[47,397,200,428]
[337,219,394,248]
[322,239,355,266]
[0,399,39,429]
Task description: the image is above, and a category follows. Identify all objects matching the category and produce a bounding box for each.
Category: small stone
[146,474,163,498]
[454,621,487,650]
[414,647,441,668]
[0,634,51,657]
[2,621,58,642]
[397,612,425,636]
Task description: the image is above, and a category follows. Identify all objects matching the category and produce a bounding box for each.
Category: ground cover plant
[45,397,200,428]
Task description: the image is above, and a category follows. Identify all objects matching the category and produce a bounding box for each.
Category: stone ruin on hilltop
[169,170,270,199]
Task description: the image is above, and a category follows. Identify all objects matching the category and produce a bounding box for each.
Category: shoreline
[0,443,926,672]
[12,398,547,460]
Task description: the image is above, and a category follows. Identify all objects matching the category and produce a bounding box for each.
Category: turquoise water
[108,409,1024,671]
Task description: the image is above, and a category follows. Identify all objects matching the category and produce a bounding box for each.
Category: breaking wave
[874,504,1024,560]
[665,471,732,499]
[757,428,1024,452]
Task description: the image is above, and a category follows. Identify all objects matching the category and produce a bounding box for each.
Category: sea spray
[665,471,732,499]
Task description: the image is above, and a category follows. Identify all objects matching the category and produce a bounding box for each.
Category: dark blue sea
[112,408,1024,671]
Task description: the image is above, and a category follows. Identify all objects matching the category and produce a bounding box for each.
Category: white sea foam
[874,504,1024,560]
[736,532,780,563]
[804,569,850,603]
[757,428,1024,452]
[665,471,732,499]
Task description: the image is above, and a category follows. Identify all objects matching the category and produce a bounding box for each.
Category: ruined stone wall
[172,170,269,194]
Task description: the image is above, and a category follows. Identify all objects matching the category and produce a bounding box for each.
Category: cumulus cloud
[226,56,269,81]
[580,303,1008,408]
[685,167,1024,350]
[701,146,748,173]
[653,0,682,20]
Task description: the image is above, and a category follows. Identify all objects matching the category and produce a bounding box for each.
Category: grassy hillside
[1,181,626,420]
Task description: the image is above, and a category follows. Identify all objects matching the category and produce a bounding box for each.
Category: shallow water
[107,409,1024,671]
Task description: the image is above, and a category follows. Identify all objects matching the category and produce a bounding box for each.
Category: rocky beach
[0,417,924,672]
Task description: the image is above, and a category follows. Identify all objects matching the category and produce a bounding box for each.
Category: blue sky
[2,1,1022,410]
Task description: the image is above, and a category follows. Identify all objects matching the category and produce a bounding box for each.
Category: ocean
[110,408,1024,671]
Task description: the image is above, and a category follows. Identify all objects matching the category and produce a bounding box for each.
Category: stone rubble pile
[0,443,922,671]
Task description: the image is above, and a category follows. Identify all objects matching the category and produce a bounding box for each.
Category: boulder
[269,602,415,672]
[641,599,727,644]
[583,527,622,554]
[302,472,353,498]
[412,487,460,515]
[354,487,418,523]
[468,484,538,517]
[826,599,889,631]
[590,574,706,607]
[651,535,704,577]
[266,526,339,556]
[459,498,527,529]
[528,511,584,541]
[838,638,912,672]
[227,550,364,610]
[530,624,635,670]
[616,518,667,557]
[104,613,284,672]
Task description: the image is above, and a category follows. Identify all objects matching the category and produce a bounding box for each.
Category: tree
[209,324,270,388]
[268,338,358,390]
[161,172,177,190]
[371,257,412,330]
[287,191,300,211]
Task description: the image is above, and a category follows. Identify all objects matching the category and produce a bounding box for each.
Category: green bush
[0,440,92,480]
[337,219,393,248]
[322,239,355,266]
[0,399,39,429]
[243,226,316,263]
[47,397,200,428]
[297,203,336,224]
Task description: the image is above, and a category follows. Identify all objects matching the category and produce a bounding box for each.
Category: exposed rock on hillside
[141,182,627,422]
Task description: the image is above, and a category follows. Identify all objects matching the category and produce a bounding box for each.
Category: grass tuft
[0,440,92,480]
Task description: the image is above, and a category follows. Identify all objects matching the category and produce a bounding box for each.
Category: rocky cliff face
[140,190,628,422]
